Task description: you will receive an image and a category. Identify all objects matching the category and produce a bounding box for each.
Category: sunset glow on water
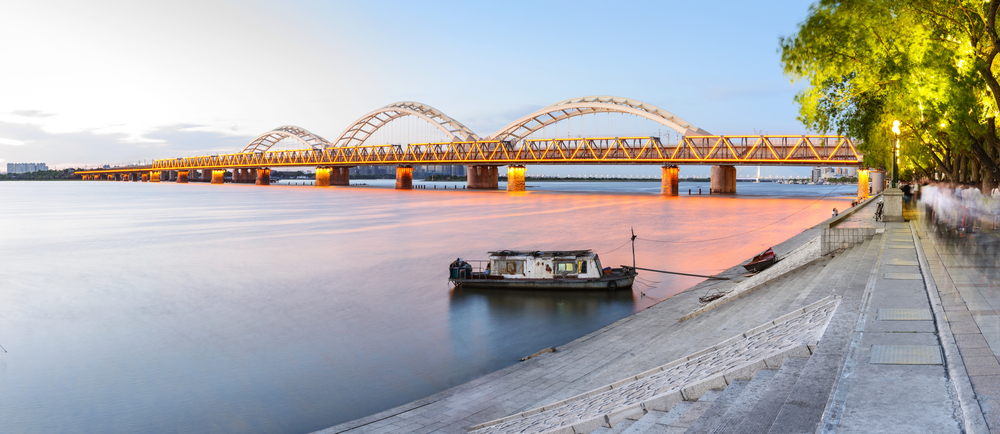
[0,181,854,432]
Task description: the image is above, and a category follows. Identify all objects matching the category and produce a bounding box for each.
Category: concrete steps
[763,233,883,434]
[597,357,810,434]
[592,238,883,434]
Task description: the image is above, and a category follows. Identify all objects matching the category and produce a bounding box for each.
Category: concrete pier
[395,165,413,190]
[468,165,499,189]
[211,170,225,184]
[710,165,736,194]
[858,168,870,200]
[177,170,189,183]
[506,165,525,192]
[150,171,160,183]
[661,165,679,196]
[256,168,270,186]
[315,167,331,187]
[332,167,350,185]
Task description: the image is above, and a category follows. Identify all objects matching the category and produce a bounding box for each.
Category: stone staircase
[467,232,884,434]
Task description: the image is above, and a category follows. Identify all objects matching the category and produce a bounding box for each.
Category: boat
[448,250,636,291]
[743,248,777,273]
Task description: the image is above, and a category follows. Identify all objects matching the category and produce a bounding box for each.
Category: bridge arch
[240,125,331,153]
[487,96,711,143]
[332,101,481,148]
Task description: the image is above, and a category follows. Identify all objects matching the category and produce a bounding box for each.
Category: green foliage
[780,0,1000,180]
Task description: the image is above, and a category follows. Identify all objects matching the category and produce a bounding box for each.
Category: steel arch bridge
[76,95,865,196]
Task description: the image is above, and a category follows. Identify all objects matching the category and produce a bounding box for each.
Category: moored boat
[743,247,777,273]
[449,250,636,291]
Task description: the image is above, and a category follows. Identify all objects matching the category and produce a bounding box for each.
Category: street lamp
[891,120,901,188]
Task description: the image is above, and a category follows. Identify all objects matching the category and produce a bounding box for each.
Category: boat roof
[488,250,595,258]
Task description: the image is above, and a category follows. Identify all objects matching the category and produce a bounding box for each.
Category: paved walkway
[912,203,1000,432]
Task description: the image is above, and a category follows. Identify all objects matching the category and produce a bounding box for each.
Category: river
[0,180,855,433]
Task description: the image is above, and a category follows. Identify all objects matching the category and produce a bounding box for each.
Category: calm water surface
[0,181,854,433]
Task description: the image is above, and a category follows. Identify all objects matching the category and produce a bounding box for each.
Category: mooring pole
[631,227,637,270]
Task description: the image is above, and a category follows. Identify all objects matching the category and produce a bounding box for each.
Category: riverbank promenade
[320,197,999,434]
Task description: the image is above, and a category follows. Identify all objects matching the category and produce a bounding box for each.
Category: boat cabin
[488,250,604,279]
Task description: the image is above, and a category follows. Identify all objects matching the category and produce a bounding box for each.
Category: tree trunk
[956,154,966,182]
[972,118,1000,185]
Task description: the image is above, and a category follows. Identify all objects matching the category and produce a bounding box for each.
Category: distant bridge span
[77,96,868,197]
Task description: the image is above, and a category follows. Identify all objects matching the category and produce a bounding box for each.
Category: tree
[780,0,1000,186]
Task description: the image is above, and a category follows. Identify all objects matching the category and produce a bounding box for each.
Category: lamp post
[891,120,900,188]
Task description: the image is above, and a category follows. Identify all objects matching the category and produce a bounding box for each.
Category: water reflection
[446,287,635,382]
[0,182,851,433]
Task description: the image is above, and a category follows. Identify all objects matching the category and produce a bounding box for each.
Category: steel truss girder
[76,135,858,175]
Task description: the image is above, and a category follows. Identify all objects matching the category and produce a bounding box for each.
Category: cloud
[10,110,55,118]
[0,137,26,146]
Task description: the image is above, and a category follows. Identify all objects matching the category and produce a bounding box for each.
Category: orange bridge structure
[77,96,868,197]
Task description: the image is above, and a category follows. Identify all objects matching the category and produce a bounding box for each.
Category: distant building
[353,165,466,177]
[7,162,48,174]
[814,166,857,180]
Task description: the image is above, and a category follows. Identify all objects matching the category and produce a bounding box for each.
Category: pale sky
[0,0,821,177]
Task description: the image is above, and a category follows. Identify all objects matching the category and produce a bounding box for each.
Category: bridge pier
[396,165,413,189]
[468,165,498,189]
[315,167,331,187]
[710,165,736,194]
[870,170,886,195]
[507,165,526,192]
[256,168,271,185]
[237,168,254,183]
[857,169,869,200]
[150,171,160,183]
[211,170,225,184]
[331,167,351,185]
[661,165,679,196]
[177,170,189,183]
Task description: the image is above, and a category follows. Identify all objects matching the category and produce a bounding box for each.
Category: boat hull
[451,273,635,291]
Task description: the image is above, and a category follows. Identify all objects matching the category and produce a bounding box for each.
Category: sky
[0,0,824,177]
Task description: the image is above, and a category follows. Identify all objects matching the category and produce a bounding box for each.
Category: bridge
[76,96,868,197]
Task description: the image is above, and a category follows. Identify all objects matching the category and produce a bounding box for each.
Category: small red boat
[743,248,777,273]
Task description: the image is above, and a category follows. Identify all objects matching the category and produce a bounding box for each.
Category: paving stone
[960,346,998,358]
[969,375,1000,400]
[955,333,991,349]
[877,308,933,321]
[948,321,983,334]
[962,356,1000,376]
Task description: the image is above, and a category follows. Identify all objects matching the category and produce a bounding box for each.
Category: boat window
[593,255,602,271]
[554,261,576,274]
[499,260,525,274]
[579,261,588,274]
